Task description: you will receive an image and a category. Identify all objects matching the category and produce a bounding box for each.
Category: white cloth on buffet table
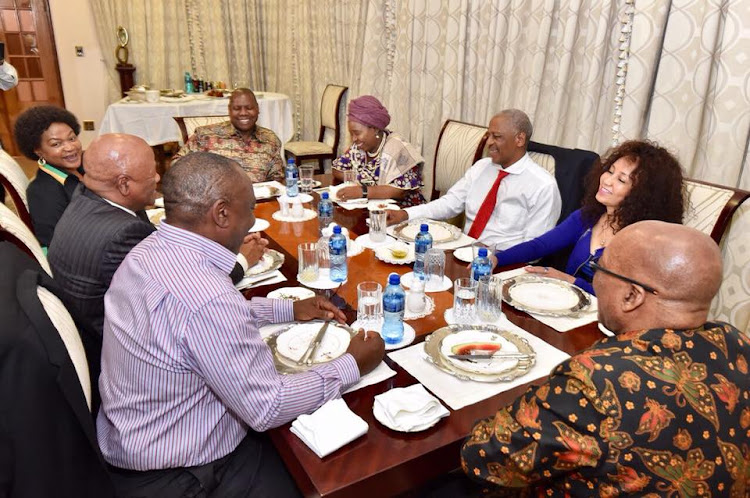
[99,92,294,146]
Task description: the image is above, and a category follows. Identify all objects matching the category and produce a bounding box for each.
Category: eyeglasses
[589,261,658,295]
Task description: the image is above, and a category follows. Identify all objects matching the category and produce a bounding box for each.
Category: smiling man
[387,109,561,249]
[172,88,284,183]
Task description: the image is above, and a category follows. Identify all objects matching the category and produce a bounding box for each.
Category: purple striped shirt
[96,222,359,470]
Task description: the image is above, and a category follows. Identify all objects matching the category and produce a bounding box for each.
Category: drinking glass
[424,248,446,291]
[299,165,314,193]
[343,170,357,185]
[406,274,426,313]
[298,242,319,283]
[453,278,478,324]
[369,209,387,243]
[357,281,383,330]
[477,275,504,323]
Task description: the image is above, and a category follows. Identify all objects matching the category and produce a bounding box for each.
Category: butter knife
[299,321,330,365]
[448,352,532,361]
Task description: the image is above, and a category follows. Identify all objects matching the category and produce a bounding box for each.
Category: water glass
[343,170,357,185]
[453,277,478,324]
[424,248,446,291]
[369,209,387,243]
[357,281,383,330]
[406,274,426,313]
[477,275,504,323]
[299,165,314,193]
[298,242,319,283]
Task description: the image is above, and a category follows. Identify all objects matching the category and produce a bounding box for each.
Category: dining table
[243,176,605,498]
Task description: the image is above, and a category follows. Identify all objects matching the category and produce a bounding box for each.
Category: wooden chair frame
[430,119,489,201]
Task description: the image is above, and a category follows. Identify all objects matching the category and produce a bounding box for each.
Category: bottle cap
[333,225,341,234]
[321,192,329,199]
[478,247,488,257]
[287,158,295,166]
[388,273,400,285]
[420,223,429,232]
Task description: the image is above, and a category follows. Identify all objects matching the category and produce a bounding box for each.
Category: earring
[37,157,46,166]
[375,133,381,139]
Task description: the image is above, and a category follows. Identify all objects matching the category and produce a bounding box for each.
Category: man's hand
[346,329,385,375]
[293,296,347,323]
[336,185,362,202]
[524,265,575,284]
[239,233,268,267]
[386,209,408,226]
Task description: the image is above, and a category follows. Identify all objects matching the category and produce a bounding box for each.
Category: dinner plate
[253,181,286,199]
[502,274,591,317]
[354,233,397,250]
[248,218,270,233]
[245,249,284,277]
[424,324,536,382]
[374,244,415,264]
[264,322,356,373]
[392,219,462,244]
[453,246,474,263]
[298,269,346,289]
[372,402,442,432]
[267,287,316,302]
[367,201,400,211]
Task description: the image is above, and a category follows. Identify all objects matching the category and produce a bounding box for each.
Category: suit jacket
[0,242,113,497]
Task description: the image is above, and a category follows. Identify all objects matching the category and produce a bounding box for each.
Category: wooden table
[245,183,603,498]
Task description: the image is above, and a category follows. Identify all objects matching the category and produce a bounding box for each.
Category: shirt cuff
[248,297,294,324]
[236,253,249,272]
[329,353,361,387]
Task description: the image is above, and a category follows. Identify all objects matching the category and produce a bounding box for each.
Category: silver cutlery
[299,321,330,365]
[248,274,279,287]
[448,352,533,361]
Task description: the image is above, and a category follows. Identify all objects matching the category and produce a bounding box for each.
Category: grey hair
[163,152,247,225]
[498,109,533,146]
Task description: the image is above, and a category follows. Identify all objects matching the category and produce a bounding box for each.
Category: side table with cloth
[99,92,294,146]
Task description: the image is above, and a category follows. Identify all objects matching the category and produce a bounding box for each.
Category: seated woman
[14,106,84,249]
[332,95,425,207]
[494,140,684,295]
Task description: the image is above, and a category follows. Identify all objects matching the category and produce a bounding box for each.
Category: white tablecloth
[99,92,294,146]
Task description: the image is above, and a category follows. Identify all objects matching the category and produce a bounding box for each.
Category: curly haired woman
[14,105,83,248]
[494,140,685,294]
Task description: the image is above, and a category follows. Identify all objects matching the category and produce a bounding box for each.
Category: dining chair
[682,178,750,244]
[0,148,33,231]
[284,84,348,173]
[0,202,51,275]
[173,115,229,144]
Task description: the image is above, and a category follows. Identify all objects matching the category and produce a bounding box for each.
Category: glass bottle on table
[329,225,348,282]
[318,192,333,233]
[471,247,492,281]
[184,72,193,93]
[413,224,433,277]
[382,273,405,344]
[285,158,299,197]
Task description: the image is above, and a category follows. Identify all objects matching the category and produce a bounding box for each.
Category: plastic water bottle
[413,223,433,277]
[184,72,193,93]
[285,158,299,197]
[471,247,492,281]
[318,192,333,233]
[329,225,348,282]
[382,273,405,344]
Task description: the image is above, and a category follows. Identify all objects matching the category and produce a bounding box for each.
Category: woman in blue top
[494,140,684,294]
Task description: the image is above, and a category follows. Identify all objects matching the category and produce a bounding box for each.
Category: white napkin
[498,268,599,332]
[234,270,287,291]
[344,361,397,394]
[373,384,449,431]
[290,398,368,458]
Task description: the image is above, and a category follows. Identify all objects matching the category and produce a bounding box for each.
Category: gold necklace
[598,215,616,247]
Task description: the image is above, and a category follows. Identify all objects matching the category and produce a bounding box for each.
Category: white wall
[48,0,109,148]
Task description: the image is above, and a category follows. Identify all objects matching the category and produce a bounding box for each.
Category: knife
[247,274,279,287]
[299,321,331,365]
[448,352,533,361]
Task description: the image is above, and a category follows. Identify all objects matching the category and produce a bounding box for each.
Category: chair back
[683,178,750,244]
[0,149,32,230]
[0,202,51,275]
[173,115,229,144]
[319,84,348,150]
[710,197,750,335]
[431,120,488,200]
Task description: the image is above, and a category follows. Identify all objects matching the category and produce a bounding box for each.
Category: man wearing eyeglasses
[459,221,750,496]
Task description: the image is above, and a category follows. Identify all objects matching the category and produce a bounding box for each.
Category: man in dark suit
[0,241,113,497]
[49,133,265,336]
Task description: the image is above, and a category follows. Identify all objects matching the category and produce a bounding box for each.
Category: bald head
[82,133,158,211]
[595,220,722,332]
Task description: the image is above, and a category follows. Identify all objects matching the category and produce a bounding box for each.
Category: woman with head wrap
[333,95,425,207]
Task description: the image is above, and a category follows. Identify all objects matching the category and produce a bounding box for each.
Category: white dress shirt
[0,61,18,91]
[405,154,561,249]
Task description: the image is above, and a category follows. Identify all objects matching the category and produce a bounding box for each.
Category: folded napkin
[373,384,449,431]
[290,398,368,458]
[234,270,287,291]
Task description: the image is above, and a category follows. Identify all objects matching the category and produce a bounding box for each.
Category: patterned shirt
[462,322,750,497]
[173,121,284,183]
[96,222,359,470]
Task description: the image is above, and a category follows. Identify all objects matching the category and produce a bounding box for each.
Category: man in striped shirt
[97,152,384,497]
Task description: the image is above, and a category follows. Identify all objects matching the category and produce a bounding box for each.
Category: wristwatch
[361,185,368,198]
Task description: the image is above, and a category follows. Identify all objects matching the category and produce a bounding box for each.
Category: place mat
[344,361,397,394]
[498,268,599,333]
[387,317,570,410]
[234,270,286,291]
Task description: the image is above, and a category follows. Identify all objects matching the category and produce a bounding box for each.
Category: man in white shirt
[0,43,19,91]
[388,109,561,249]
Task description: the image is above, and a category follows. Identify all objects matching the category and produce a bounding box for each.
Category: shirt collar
[225,121,258,141]
[158,221,237,274]
[102,197,137,217]
[494,152,531,175]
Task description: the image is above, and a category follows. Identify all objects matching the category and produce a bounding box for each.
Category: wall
[48,0,110,148]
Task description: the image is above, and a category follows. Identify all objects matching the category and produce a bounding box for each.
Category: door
[0,0,64,155]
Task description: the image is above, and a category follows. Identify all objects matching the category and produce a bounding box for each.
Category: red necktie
[467,169,509,239]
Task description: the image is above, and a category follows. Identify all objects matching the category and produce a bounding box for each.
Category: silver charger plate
[424,324,535,383]
[245,249,285,278]
[502,274,591,317]
[392,219,462,244]
[263,322,357,374]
